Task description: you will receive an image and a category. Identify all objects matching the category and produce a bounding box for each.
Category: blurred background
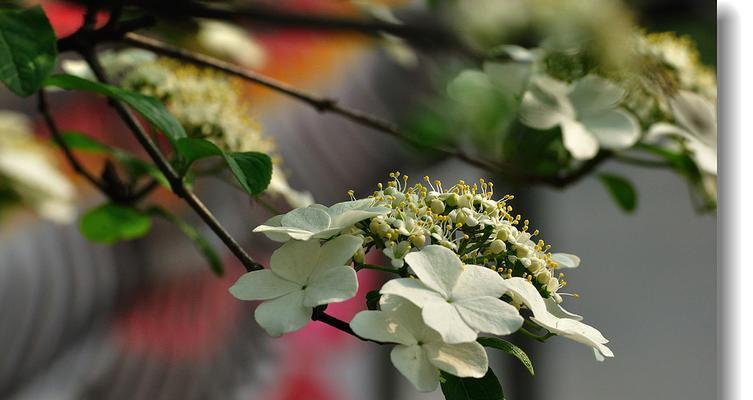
[0,0,715,399]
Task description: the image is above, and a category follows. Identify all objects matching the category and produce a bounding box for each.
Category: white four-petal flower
[380,245,524,344]
[229,235,363,336]
[253,199,390,242]
[503,277,613,360]
[520,74,640,160]
[351,295,488,392]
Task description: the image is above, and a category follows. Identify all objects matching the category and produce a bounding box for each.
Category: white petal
[451,265,508,300]
[391,345,440,392]
[669,90,717,142]
[568,75,624,117]
[269,239,321,285]
[483,61,532,96]
[551,253,581,269]
[581,109,640,150]
[303,266,358,307]
[454,297,524,336]
[503,277,550,317]
[315,234,363,269]
[561,119,599,160]
[544,297,583,321]
[380,295,439,340]
[253,215,311,242]
[520,91,564,130]
[229,270,300,301]
[380,278,446,308]
[424,341,488,378]
[404,245,463,298]
[422,302,478,344]
[447,70,497,105]
[254,291,311,337]
[645,122,692,143]
[328,199,390,229]
[350,310,417,345]
[280,206,332,233]
[686,137,717,174]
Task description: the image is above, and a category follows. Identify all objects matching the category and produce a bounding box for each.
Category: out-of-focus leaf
[598,173,637,212]
[80,203,152,243]
[45,74,187,143]
[148,206,223,276]
[0,6,57,96]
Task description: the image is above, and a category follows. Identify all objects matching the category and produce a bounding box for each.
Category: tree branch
[312,307,383,345]
[80,48,264,272]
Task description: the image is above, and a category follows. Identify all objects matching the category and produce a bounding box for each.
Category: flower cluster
[0,111,75,223]
[232,174,612,392]
[63,50,313,208]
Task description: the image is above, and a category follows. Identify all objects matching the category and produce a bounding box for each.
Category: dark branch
[312,307,383,345]
[80,48,264,272]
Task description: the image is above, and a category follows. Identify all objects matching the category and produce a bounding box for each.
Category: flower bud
[515,245,531,258]
[488,239,507,254]
[430,198,445,214]
[353,247,365,264]
[445,193,459,207]
[536,270,552,284]
[410,234,426,248]
[458,193,473,208]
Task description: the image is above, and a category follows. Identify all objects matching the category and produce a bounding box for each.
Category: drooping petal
[568,74,625,117]
[303,265,358,307]
[269,239,321,285]
[253,215,311,242]
[280,206,332,233]
[669,90,717,143]
[380,278,446,308]
[314,234,363,270]
[350,310,417,345]
[229,270,300,301]
[519,75,572,130]
[454,296,524,336]
[685,137,717,174]
[544,297,583,321]
[561,119,599,160]
[551,253,581,269]
[644,122,692,143]
[581,108,640,150]
[328,199,390,229]
[451,265,508,300]
[254,290,311,337]
[422,302,478,344]
[391,345,440,392]
[404,245,463,298]
[424,341,489,378]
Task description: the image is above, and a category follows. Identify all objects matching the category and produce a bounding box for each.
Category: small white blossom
[381,245,524,344]
[229,235,362,336]
[504,277,613,360]
[351,295,488,391]
[253,199,390,242]
[520,74,640,160]
[196,20,266,68]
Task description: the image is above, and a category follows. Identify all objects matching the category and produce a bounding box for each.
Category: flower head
[351,295,488,391]
[229,235,362,336]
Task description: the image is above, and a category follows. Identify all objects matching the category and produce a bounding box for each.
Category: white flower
[550,253,580,269]
[503,277,613,360]
[520,74,640,160]
[351,295,488,391]
[253,199,390,242]
[196,20,266,68]
[647,90,717,175]
[229,235,362,336]
[381,245,524,344]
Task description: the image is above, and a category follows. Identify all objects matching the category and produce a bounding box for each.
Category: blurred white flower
[381,245,524,344]
[253,199,390,242]
[647,90,717,175]
[0,111,75,223]
[520,74,640,160]
[351,295,488,391]
[550,252,580,268]
[196,20,266,68]
[229,235,362,336]
[504,277,613,360]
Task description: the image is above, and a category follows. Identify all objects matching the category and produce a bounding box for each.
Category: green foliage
[44,74,187,143]
[148,206,223,276]
[598,173,637,212]
[80,203,152,243]
[477,337,534,375]
[0,6,57,96]
[365,290,381,310]
[440,368,505,400]
[175,137,272,195]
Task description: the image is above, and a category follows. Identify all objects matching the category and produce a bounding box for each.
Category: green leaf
[174,137,224,173]
[80,203,152,244]
[57,131,111,152]
[0,6,57,96]
[477,337,534,375]
[224,152,272,195]
[598,173,637,212]
[148,206,223,276]
[365,290,381,310]
[440,368,505,400]
[44,74,187,143]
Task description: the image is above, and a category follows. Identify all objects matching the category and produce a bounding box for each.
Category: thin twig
[312,308,383,345]
[81,48,264,272]
[37,91,110,194]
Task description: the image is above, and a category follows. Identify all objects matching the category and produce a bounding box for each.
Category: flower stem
[354,263,402,274]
